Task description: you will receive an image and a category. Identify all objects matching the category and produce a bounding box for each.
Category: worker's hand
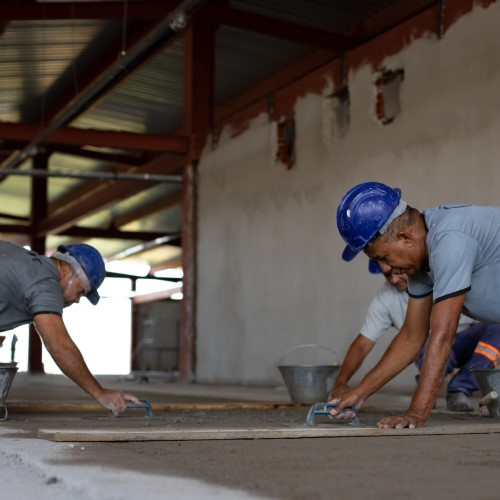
[96,389,141,416]
[328,388,365,420]
[329,382,350,400]
[377,410,426,429]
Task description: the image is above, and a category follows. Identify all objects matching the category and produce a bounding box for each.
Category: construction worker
[0,241,139,415]
[331,181,500,428]
[332,260,500,412]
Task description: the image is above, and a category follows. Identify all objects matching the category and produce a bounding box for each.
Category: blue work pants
[415,322,500,396]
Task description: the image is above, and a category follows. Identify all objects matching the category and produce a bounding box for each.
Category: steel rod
[0,169,182,183]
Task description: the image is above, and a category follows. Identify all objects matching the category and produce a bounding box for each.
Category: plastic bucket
[0,362,18,421]
[277,345,340,404]
[472,369,500,419]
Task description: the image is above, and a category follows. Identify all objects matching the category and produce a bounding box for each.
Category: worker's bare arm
[378,293,465,428]
[33,313,140,415]
[330,334,375,399]
[330,295,432,415]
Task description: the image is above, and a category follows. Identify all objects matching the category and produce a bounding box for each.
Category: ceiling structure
[0,0,439,282]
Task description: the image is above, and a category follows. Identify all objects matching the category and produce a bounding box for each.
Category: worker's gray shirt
[408,204,500,323]
[361,282,475,342]
[0,241,63,331]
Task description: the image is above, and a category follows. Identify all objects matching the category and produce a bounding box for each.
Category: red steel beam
[112,190,183,228]
[61,227,179,241]
[182,16,215,148]
[35,154,185,237]
[0,123,189,153]
[201,4,358,51]
[29,153,49,373]
[179,16,215,381]
[350,0,437,39]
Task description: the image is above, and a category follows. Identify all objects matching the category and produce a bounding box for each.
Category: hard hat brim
[342,245,360,262]
[369,260,383,274]
[86,288,100,305]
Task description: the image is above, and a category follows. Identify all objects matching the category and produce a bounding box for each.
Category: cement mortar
[2,406,500,499]
[2,375,499,499]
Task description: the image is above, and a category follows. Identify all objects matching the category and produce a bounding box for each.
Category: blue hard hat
[58,244,106,305]
[336,182,401,262]
[368,260,382,274]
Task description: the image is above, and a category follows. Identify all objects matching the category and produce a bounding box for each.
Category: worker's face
[364,235,423,277]
[383,269,408,292]
[62,272,88,307]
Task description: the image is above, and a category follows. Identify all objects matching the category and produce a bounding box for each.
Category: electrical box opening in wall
[275,115,296,169]
[375,68,405,125]
[323,87,350,143]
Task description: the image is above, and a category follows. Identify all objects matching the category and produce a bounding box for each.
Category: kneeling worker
[332,260,500,412]
[0,241,139,415]
[332,181,500,428]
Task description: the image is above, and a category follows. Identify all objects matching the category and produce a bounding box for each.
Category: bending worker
[332,260,500,412]
[332,181,500,428]
[0,240,139,415]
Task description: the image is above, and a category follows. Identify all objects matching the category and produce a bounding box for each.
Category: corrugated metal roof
[0,20,111,122]
[72,37,185,134]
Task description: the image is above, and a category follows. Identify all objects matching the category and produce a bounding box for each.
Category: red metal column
[29,152,49,373]
[178,17,215,381]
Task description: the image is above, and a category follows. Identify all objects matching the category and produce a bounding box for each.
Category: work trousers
[415,322,500,396]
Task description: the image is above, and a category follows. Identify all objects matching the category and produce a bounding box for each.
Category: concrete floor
[1,373,500,500]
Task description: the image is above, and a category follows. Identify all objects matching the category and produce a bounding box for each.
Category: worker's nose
[378,261,391,274]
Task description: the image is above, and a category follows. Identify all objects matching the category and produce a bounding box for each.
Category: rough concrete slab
[5,375,500,500]
[0,432,267,500]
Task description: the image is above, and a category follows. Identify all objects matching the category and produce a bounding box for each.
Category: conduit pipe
[0,168,182,183]
[2,0,206,171]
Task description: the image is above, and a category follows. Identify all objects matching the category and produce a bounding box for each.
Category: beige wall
[196,2,500,390]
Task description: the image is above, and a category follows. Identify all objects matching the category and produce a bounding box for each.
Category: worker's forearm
[356,330,425,399]
[335,363,358,386]
[48,338,104,399]
[408,330,454,419]
[407,296,464,419]
[34,316,104,400]
[335,335,374,386]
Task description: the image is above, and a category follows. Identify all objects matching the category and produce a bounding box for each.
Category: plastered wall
[196,1,500,390]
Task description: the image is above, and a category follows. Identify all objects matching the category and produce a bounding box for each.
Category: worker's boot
[446,391,473,412]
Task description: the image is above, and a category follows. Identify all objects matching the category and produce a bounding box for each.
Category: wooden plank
[38,422,500,443]
[9,402,304,413]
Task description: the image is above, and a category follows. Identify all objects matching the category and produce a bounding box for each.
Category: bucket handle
[275,344,341,367]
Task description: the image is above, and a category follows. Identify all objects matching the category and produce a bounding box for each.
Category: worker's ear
[60,261,74,280]
[397,229,414,246]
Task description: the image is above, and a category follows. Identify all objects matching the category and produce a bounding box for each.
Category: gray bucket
[0,362,18,421]
[472,369,500,419]
[277,345,340,404]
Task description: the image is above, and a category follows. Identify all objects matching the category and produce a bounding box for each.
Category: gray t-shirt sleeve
[18,257,64,316]
[360,285,406,342]
[429,230,476,303]
[24,277,64,316]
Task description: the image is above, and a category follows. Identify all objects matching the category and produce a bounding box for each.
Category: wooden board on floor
[11,402,303,412]
[38,422,500,442]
